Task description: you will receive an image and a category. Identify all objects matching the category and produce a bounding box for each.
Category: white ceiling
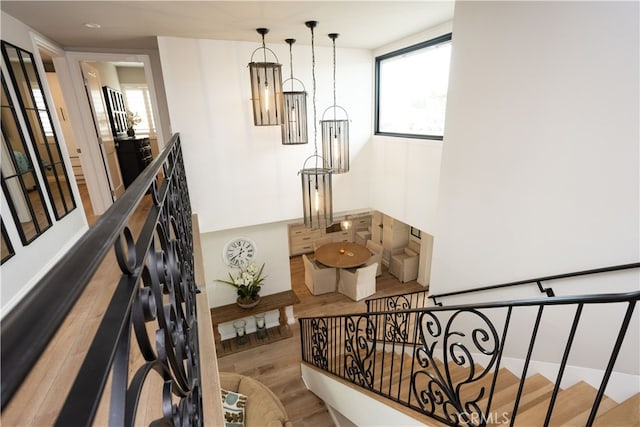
[1,1,454,50]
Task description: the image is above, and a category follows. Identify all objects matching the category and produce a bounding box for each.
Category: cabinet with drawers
[115,137,153,188]
[288,224,322,256]
[288,213,372,256]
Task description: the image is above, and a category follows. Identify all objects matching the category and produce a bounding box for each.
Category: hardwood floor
[1,186,154,426]
[77,182,98,226]
[217,256,427,426]
[3,182,426,427]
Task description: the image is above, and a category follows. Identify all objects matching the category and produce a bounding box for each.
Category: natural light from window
[122,85,155,136]
[376,34,452,139]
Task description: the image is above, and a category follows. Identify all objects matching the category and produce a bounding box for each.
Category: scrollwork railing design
[412,309,505,426]
[300,279,639,427]
[310,318,329,370]
[58,135,202,426]
[344,315,377,389]
[1,134,205,425]
[367,289,429,313]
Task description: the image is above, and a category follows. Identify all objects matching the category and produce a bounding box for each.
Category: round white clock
[222,237,257,267]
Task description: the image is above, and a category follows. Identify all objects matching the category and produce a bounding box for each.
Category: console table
[210,290,299,356]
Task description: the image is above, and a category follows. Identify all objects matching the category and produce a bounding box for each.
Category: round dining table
[314,242,371,269]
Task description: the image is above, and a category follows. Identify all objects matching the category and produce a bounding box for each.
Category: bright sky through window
[376,34,451,139]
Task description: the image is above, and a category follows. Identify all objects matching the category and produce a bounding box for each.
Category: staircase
[299,264,640,426]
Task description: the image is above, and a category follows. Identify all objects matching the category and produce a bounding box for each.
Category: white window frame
[121,83,156,137]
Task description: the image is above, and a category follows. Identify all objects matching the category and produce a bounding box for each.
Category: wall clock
[222,237,256,267]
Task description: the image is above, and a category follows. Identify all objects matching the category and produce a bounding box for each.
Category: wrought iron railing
[366,289,430,313]
[365,263,639,313]
[428,263,640,306]
[300,287,639,426]
[1,134,204,425]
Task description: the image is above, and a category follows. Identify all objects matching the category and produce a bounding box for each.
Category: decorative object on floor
[281,38,308,145]
[321,33,350,174]
[299,20,333,229]
[221,388,247,426]
[217,262,266,308]
[254,313,267,339]
[222,237,256,267]
[233,319,248,344]
[248,28,283,126]
[219,372,292,427]
[125,110,141,137]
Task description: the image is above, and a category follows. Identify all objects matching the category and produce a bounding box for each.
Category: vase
[236,296,260,309]
[233,320,247,345]
[127,127,136,137]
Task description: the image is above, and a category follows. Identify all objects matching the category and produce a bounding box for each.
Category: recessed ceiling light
[84,23,101,29]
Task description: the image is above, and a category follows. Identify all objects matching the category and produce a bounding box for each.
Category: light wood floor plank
[217,255,426,426]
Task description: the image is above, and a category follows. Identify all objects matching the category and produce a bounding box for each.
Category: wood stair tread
[515,381,606,427]
[593,392,640,427]
[332,343,636,427]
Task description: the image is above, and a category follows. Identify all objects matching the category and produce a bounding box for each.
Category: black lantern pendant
[282,38,308,144]
[321,33,350,174]
[299,20,333,229]
[248,28,284,126]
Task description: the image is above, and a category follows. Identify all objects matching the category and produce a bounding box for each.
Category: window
[121,84,156,136]
[375,33,452,140]
[1,73,52,244]
[1,41,76,221]
[1,218,15,264]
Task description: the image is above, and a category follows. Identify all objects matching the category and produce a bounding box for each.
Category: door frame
[29,34,85,218]
[51,50,165,215]
[80,61,125,200]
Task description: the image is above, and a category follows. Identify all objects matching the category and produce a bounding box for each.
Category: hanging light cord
[288,42,294,91]
[332,37,337,111]
[310,24,318,161]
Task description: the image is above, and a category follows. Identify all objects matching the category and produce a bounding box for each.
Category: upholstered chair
[355,230,372,246]
[365,240,383,277]
[338,262,378,301]
[302,254,337,295]
[389,240,420,283]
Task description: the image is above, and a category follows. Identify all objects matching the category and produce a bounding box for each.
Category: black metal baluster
[586,301,636,426]
[509,305,544,427]
[543,303,584,427]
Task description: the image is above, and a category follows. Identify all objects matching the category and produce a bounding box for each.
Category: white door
[80,62,124,199]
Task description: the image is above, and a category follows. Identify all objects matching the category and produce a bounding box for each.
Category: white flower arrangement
[216,262,266,302]
[126,110,142,129]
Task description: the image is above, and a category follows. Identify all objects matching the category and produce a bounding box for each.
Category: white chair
[355,230,371,246]
[338,262,378,301]
[389,240,420,283]
[302,254,337,295]
[365,240,383,277]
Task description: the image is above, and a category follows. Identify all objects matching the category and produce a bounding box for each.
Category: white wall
[201,220,293,338]
[157,36,372,234]
[432,1,639,291]
[428,1,639,377]
[369,21,453,236]
[0,12,87,317]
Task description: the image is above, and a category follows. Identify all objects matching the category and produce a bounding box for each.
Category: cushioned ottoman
[219,372,292,427]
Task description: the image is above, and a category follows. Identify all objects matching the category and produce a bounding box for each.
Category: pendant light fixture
[248,28,284,126]
[281,38,308,145]
[299,20,333,229]
[321,33,350,174]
